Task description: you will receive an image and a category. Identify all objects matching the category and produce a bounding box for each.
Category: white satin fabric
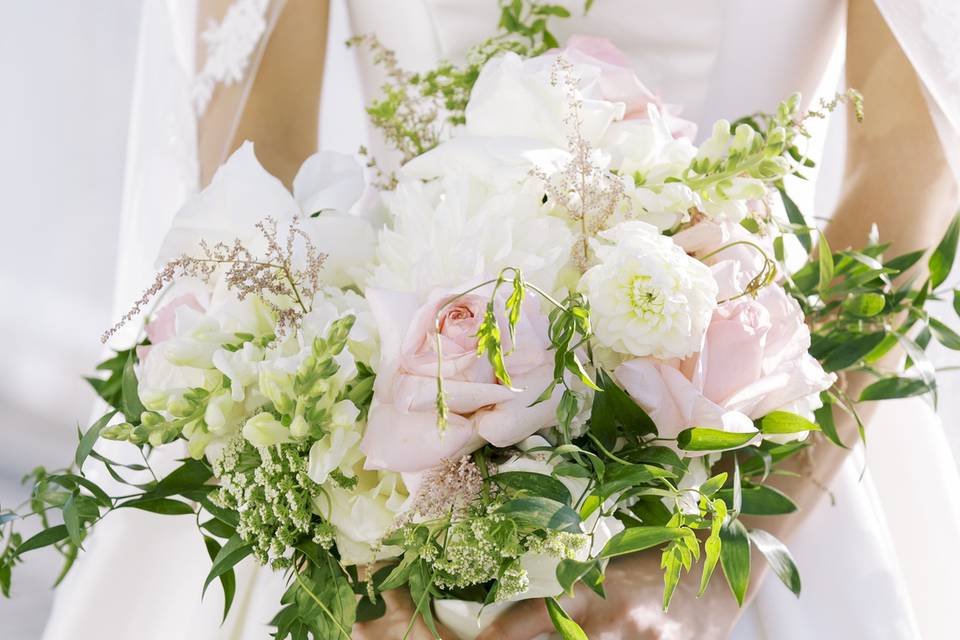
[42,1,960,639]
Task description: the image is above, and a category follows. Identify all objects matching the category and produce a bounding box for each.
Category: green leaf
[590,369,657,448]
[953,289,960,317]
[749,528,801,596]
[555,558,595,597]
[660,543,684,611]
[929,317,960,350]
[718,485,797,516]
[203,535,252,598]
[698,499,727,596]
[817,233,834,295]
[885,249,926,275]
[121,351,146,424]
[814,401,846,448]
[63,493,82,548]
[203,537,237,622]
[700,472,728,497]
[929,213,959,289]
[75,410,118,469]
[200,518,236,540]
[757,411,820,435]
[534,5,572,17]
[154,458,213,497]
[676,427,758,452]
[492,471,571,505]
[859,376,932,401]
[545,597,588,640]
[120,497,195,515]
[407,558,438,639]
[497,497,582,533]
[843,292,885,317]
[820,332,887,372]
[719,519,751,606]
[15,525,68,556]
[778,187,811,252]
[600,526,681,559]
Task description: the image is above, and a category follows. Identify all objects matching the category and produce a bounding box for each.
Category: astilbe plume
[534,58,625,272]
[101,217,326,343]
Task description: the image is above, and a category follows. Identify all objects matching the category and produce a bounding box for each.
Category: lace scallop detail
[193,0,271,115]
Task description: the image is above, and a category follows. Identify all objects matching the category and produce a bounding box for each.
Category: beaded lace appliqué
[193,0,271,115]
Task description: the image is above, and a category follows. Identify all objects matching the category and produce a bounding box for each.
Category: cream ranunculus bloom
[580,221,718,360]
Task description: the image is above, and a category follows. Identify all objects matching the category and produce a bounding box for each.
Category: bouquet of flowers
[3,4,959,639]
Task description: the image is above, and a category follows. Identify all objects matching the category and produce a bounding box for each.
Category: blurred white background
[0,1,956,639]
[0,1,364,636]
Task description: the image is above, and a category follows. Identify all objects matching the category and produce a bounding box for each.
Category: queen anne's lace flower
[580,221,718,360]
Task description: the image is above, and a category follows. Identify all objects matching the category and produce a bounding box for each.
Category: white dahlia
[579,221,718,359]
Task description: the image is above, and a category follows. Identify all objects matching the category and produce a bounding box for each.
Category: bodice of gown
[347,0,845,154]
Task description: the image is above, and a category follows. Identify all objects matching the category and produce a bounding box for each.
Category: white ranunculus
[368,169,574,295]
[465,52,624,147]
[580,221,718,360]
[601,111,696,185]
[157,142,374,288]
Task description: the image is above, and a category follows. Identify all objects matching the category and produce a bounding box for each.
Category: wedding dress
[42,1,960,639]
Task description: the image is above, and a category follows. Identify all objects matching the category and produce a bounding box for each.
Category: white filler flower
[580,221,718,359]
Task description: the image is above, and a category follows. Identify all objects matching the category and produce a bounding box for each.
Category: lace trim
[193,0,271,115]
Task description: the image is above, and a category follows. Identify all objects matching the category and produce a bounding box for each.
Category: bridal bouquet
[3,3,959,639]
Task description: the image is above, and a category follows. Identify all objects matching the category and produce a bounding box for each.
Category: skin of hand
[352,588,455,640]
[475,551,737,640]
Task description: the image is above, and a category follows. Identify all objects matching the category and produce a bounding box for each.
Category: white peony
[580,221,718,360]
[368,167,574,295]
[465,52,624,147]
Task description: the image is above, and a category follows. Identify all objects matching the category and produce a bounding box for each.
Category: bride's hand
[476,551,738,640]
[353,587,456,640]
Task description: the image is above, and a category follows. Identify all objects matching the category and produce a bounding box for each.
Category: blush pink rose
[361,286,560,472]
[137,294,205,361]
[556,35,697,140]
[615,259,834,453]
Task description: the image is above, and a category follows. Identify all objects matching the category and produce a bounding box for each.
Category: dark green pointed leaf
[719,519,751,606]
[203,535,252,597]
[600,526,681,559]
[15,525,68,557]
[120,497,194,515]
[953,289,960,317]
[63,493,82,548]
[929,317,960,350]
[492,471,571,505]
[700,473,728,497]
[814,402,846,448]
[860,376,932,401]
[121,351,146,424]
[497,497,582,533]
[555,558,596,596]
[749,528,801,596]
[778,187,810,252]
[929,213,959,289]
[718,485,797,516]
[677,427,758,452]
[204,537,237,622]
[75,410,118,468]
[821,332,886,372]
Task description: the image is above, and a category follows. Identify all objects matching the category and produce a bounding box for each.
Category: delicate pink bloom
[557,35,697,140]
[137,294,205,362]
[616,258,834,453]
[361,286,559,472]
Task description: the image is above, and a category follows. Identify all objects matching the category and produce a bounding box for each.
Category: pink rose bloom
[556,35,697,140]
[616,259,834,453]
[361,286,560,472]
[137,294,205,361]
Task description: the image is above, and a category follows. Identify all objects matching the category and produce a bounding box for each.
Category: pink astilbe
[101,217,326,343]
